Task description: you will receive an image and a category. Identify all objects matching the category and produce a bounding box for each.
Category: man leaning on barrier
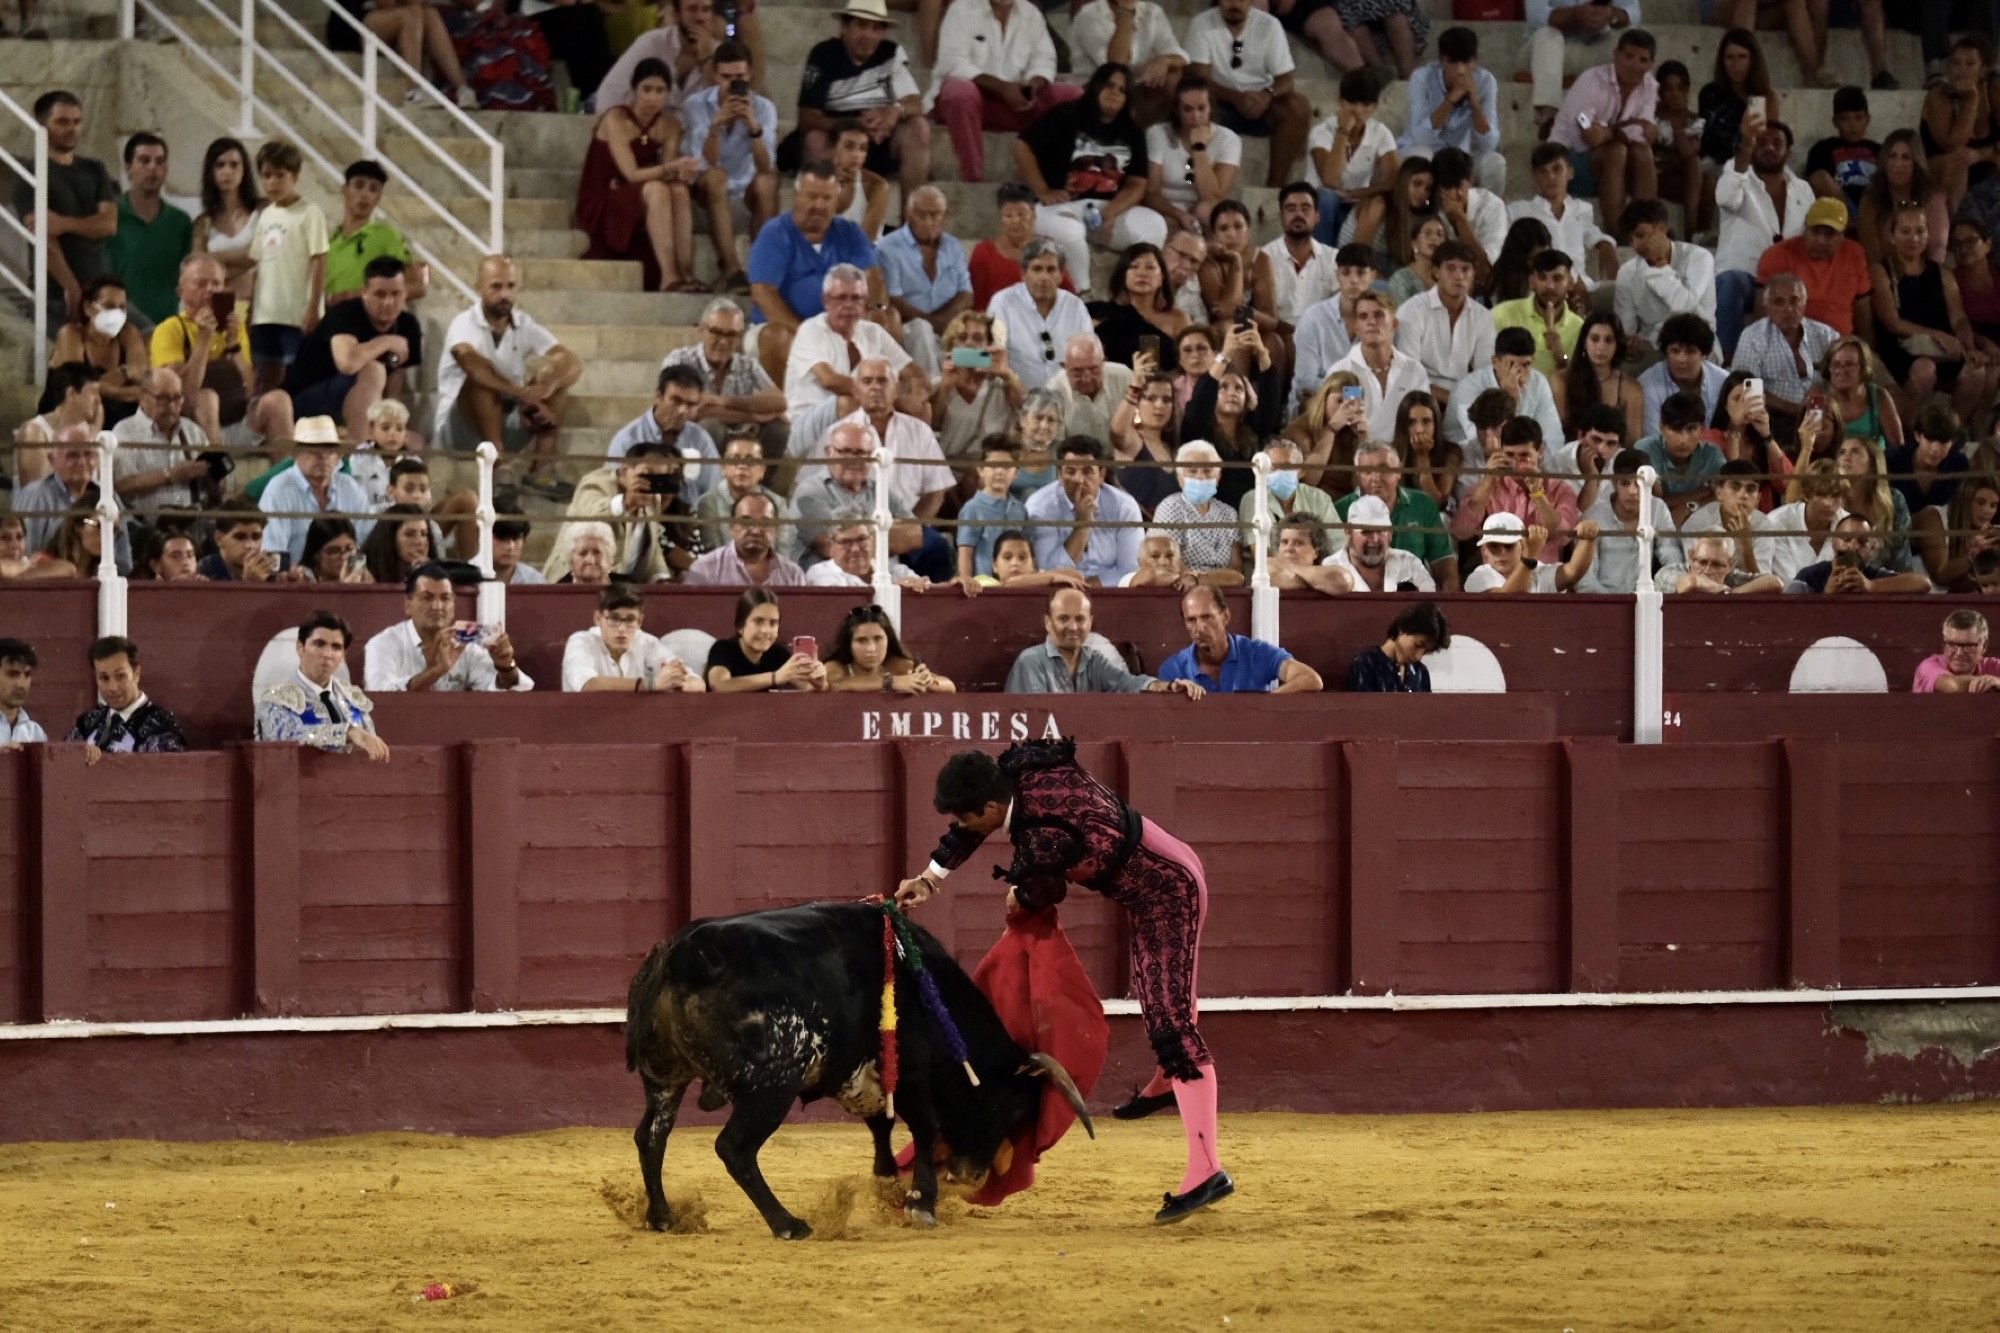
[256,611,390,762]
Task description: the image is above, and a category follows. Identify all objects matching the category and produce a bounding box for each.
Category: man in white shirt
[111,366,211,515]
[1614,198,1717,354]
[1509,142,1617,289]
[1184,0,1311,186]
[1764,462,1848,583]
[1071,0,1187,124]
[1258,183,1341,326]
[1289,243,1376,413]
[837,357,954,519]
[1714,111,1815,360]
[1331,289,1430,439]
[1325,494,1436,592]
[364,562,535,693]
[1576,446,1684,595]
[1525,0,1639,133]
[562,585,708,692]
[1431,147,1508,271]
[435,254,582,502]
[1464,510,1599,592]
[1395,239,1495,403]
[0,638,46,747]
[804,511,930,587]
[1307,69,1399,238]
[1048,333,1135,440]
[924,0,1074,183]
[989,239,1095,392]
[1675,460,1779,581]
[1444,326,1566,449]
[783,262,912,420]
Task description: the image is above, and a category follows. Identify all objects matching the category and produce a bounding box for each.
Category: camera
[643,472,681,496]
[199,450,235,480]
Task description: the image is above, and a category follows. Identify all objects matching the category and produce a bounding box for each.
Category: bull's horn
[1025,1053,1095,1140]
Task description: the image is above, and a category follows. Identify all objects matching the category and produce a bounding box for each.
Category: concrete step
[561,393,656,429]
[518,256,645,292]
[573,357,689,396]
[439,195,580,233]
[404,219,584,260]
[548,324,702,360]
[383,132,501,175]
[513,289,720,324]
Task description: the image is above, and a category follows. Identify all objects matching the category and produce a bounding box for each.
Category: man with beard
[0,639,46,747]
[1004,586,1204,695]
[14,90,116,325]
[1713,112,1814,360]
[434,254,581,501]
[1157,585,1320,693]
[1334,442,1456,590]
[1257,183,1339,327]
[686,492,809,585]
[1326,494,1437,592]
[364,562,534,692]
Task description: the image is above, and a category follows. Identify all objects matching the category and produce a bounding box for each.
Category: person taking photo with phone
[363,561,534,693]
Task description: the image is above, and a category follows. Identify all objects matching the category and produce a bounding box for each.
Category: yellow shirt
[1491,297,1584,382]
[151,310,252,368]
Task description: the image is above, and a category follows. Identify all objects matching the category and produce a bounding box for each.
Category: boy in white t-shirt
[1307,68,1399,246]
[247,140,328,395]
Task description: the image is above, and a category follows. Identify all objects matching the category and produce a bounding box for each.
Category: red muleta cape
[897,904,1108,1206]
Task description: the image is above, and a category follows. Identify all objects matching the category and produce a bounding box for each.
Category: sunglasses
[1229,37,1244,69]
[1039,329,1055,362]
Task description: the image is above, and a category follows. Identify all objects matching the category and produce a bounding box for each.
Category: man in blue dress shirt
[874,184,972,374]
[1397,26,1506,196]
[1025,435,1144,586]
[1155,586,1323,693]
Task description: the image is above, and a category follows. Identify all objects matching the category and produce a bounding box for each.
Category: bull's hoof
[908,1206,937,1230]
[772,1217,813,1241]
[646,1209,673,1233]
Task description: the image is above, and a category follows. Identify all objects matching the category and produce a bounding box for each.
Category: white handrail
[95,431,128,638]
[121,0,501,301]
[473,443,507,631]
[1248,452,1279,646]
[0,90,48,381]
[1632,465,1664,744]
[871,446,900,631]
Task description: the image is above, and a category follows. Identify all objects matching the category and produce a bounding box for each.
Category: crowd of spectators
[9,1,2000,733]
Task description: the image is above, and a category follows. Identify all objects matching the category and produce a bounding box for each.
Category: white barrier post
[361,41,377,154]
[1632,464,1664,744]
[1249,452,1279,646]
[118,0,135,38]
[472,441,506,630]
[94,431,128,639]
[32,121,46,378]
[870,444,900,631]
[237,0,256,134]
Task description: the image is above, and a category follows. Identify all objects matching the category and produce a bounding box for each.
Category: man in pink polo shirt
[1548,28,1657,246]
[1913,609,2000,694]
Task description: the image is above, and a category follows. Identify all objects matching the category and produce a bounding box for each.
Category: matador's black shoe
[1155,1170,1234,1224]
[1110,1086,1177,1120]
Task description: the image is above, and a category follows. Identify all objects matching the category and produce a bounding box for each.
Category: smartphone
[1804,391,1829,416]
[344,551,368,577]
[1233,303,1255,329]
[949,346,993,370]
[1743,377,1763,400]
[1576,111,1593,131]
[451,622,487,646]
[210,291,235,324]
[791,635,819,660]
[1137,334,1161,359]
[1341,385,1365,402]
[728,78,749,98]
[1834,549,1863,571]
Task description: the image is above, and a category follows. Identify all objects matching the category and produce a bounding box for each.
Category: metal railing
[119,0,502,306]
[0,89,48,381]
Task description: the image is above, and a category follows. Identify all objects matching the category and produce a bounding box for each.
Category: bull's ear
[1023,1052,1094,1140]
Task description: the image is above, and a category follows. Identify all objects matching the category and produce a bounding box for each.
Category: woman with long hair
[575,57,702,293]
[1093,242,1189,370]
[1873,201,1998,426]
[1145,75,1241,235]
[1391,388,1458,509]
[932,310,1025,466]
[1913,471,2000,591]
[359,502,437,586]
[301,517,372,584]
[192,137,261,301]
[704,588,828,692]
[1197,200,1269,341]
[1008,390,1065,500]
[1486,219,1552,306]
[1836,434,1913,570]
[1706,371,1793,510]
[0,514,29,579]
[1341,153,1433,274]
[1920,33,2000,209]
[1697,29,1781,167]
[1112,371,1183,515]
[1859,130,1950,270]
[1017,63,1166,301]
[1385,214,1447,307]
[1562,311,1643,444]
[1182,323,1284,508]
[1805,336,1902,459]
[23,510,103,579]
[824,603,955,693]
[1950,217,2000,346]
[50,275,147,428]
[1283,370,1368,493]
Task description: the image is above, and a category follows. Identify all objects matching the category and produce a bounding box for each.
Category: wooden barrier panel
[4,734,1995,1027]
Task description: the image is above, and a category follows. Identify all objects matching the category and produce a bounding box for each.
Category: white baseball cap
[1480,512,1526,545]
[1346,495,1392,527]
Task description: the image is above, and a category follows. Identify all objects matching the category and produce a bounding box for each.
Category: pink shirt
[1452,475,1582,564]
[1911,653,2000,693]
[1550,64,1657,153]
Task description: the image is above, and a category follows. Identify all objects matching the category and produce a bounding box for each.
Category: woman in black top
[1485,217,1551,306]
[1346,602,1450,693]
[1014,63,1165,298]
[704,588,828,693]
[1697,29,1779,167]
[1181,322,1285,509]
[1090,243,1187,371]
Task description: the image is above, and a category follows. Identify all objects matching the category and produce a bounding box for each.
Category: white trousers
[1033,201,1168,298]
[1528,26,1615,112]
[901,318,943,378]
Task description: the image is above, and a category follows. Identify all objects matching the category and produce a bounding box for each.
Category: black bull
[625,902,1093,1239]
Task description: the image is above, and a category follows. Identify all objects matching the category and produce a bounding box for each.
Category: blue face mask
[1267,469,1300,502]
[1183,477,1218,505]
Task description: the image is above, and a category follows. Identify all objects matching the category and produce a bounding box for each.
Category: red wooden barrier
[3,734,1996,1028]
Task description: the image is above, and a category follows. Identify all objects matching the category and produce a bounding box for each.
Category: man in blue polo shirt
[747,158,883,388]
[1156,586,1324,693]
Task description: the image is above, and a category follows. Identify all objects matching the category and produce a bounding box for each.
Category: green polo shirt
[1336,486,1450,567]
[324,218,413,299]
[104,193,193,324]
[1491,296,1584,382]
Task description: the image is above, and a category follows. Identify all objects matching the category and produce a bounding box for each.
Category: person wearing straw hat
[257,416,375,568]
[1463,509,1599,593]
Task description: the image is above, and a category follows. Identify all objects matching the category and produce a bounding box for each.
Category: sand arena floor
[2,1105,1997,1330]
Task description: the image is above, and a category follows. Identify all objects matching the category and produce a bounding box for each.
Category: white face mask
[92,306,128,339]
